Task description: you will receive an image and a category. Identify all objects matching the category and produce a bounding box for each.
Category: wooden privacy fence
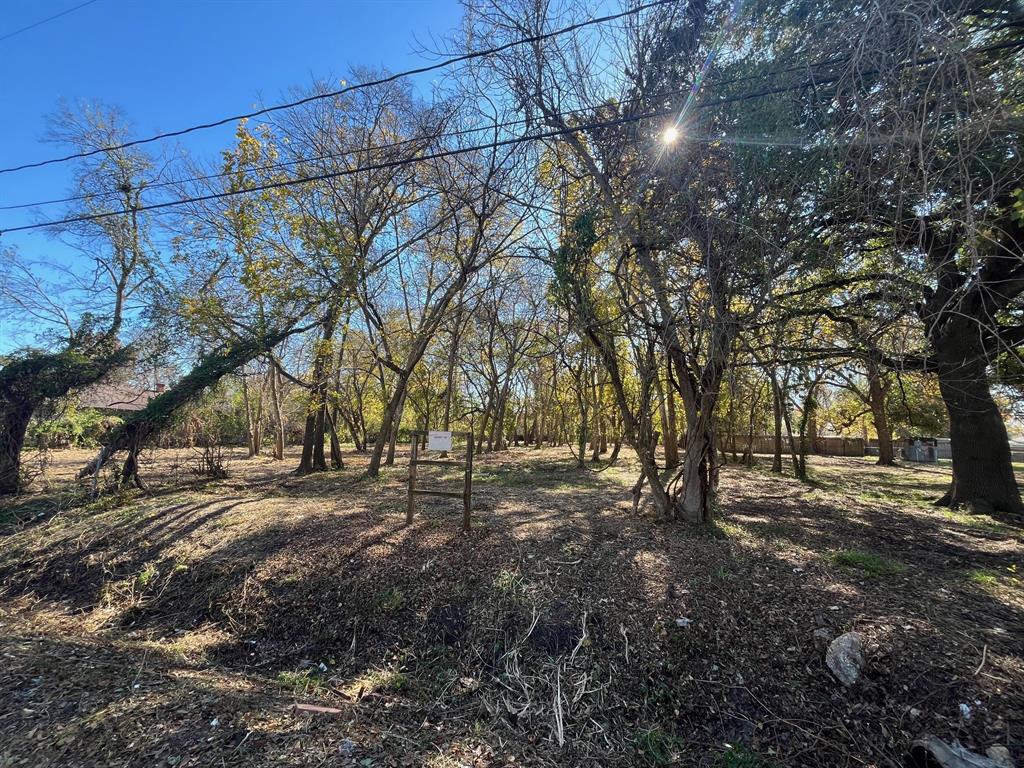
[407,430,474,531]
[720,435,866,457]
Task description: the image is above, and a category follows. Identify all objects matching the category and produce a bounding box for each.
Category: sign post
[406,430,474,531]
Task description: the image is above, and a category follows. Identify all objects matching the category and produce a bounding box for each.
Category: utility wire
[5,29,1019,212]
[2,36,1020,231]
[0,0,100,43]
[0,108,678,234]
[0,44,910,212]
[0,0,678,175]
[0,94,659,212]
[0,80,740,212]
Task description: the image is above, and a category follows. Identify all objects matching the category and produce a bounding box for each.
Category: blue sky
[0,0,463,350]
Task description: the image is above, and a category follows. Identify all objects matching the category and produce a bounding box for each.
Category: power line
[0,0,100,43]
[6,28,1018,211]
[3,35,1020,228]
[0,66,815,228]
[0,50,880,213]
[0,0,678,175]
[0,101,623,212]
[0,108,680,235]
[0,56,880,234]
[0,83,721,212]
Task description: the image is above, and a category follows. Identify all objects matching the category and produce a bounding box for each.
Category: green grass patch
[135,563,159,589]
[374,587,404,613]
[831,550,905,577]
[493,568,526,598]
[635,728,685,765]
[711,520,745,539]
[0,505,18,528]
[345,668,407,697]
[276,669,327,694]
[941,509,1014,534]
[967,569,998,586]
[87,489,139,515]
[717,745,774,768]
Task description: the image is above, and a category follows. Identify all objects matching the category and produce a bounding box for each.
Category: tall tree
[0,104,155,493]
[818,0,1024,513]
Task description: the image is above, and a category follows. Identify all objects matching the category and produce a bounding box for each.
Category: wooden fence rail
[407,430,474,531]
[719,435,866,457]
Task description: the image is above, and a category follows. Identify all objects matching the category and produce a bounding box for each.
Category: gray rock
[908,737,1014,768]
[987,746,1015,768]
[825,631,864,686]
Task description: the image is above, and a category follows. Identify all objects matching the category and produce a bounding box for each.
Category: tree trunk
[770,374,783,473]
[936,361,1022,515]
[441,302,462,459]
[795,381,818,481]
[782,398,800,478]
[1,340,132,494]
[367,371,409,476]
[311,401,329,471]
[492,378,512,452]
[296,310,338,476]
[327,410,344,469]
[675,417,714,524]
[664,361,680,468]
[867,363,895,466]
[385,387,407,467]
[0,403,32,494]
[743,381,762,467]
[608,436,622,463]
[268,364,285,460]
[656,367,680,469]
[241,373,258,457]
[296,411,321,475]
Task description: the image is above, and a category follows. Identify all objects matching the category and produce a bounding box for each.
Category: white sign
[427,430,453,452]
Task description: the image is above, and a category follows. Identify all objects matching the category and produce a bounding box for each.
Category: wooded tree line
[1,0,1021,517]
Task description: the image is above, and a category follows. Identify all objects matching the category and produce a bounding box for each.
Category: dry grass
[0,446,1021,767]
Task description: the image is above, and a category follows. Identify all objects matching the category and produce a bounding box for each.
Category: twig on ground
[974,643,987,675]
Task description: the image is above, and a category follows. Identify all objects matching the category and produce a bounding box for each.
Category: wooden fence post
[406,430,473,530]
[463,431,474,532]
[406,436,418,525]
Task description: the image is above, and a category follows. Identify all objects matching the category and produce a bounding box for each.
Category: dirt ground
[0,446,1021,767]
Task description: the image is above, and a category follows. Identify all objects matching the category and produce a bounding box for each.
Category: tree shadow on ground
[1,449,1021,767]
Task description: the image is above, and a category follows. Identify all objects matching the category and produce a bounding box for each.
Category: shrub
[28,403,121,448]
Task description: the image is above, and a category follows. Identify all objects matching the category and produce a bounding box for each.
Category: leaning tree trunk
[936,360,1022,515]
[1,340,132,494]
[80,324,305,484]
